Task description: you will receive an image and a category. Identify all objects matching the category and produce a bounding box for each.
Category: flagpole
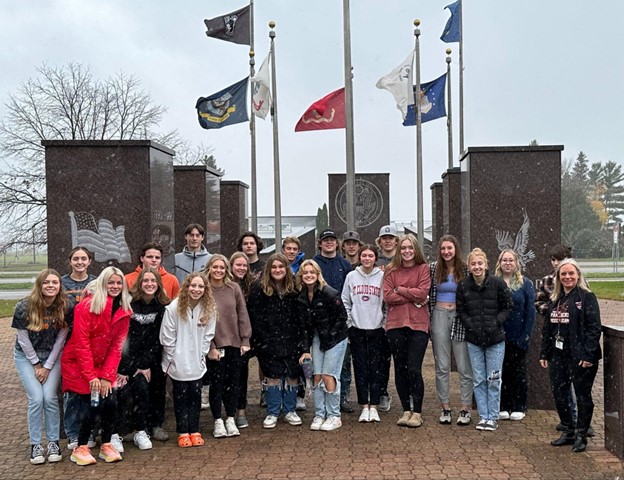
[268,21,282,250]
[343,0,356,231]
[249,0,258,232]
[414,19,424,247]
[446,48,454,169]
[458,0,464,156]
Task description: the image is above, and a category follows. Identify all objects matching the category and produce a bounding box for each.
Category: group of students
[12,223,603,466]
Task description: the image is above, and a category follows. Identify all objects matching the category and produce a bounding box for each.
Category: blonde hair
[467,248,488,267]
[90,266,132,314]
[26,269,68,332]
[295,259,328,290]
[550,258,591,301]
[260,253,295,296]
[205,254,234,286]
[177,272,216,325]
[494,249,523,291]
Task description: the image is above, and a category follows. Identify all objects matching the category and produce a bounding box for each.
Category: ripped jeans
[312,335,348,418]
[467,341,505,421]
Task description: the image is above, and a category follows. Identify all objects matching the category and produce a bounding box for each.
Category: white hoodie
[160,298,216,381]
[341,266,385,329]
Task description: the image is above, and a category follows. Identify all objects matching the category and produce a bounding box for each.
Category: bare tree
[0,62,216,247]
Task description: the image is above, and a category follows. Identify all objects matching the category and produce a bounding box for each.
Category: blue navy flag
[440,1,461,43]
[403,74,446,126]
[196,77,249,129]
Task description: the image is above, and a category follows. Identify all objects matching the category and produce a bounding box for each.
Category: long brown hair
[26,269,68,332]
[130,267,171,305]
[385,234,426,274]
[176,272,216,325]
[435,235,465,285]
[260,253,295,296]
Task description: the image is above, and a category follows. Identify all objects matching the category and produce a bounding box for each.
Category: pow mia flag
[204,5,251,46]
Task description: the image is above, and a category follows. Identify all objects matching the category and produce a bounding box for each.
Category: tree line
[562,151,624,258]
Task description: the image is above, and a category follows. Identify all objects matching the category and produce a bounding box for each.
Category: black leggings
[387,327,429,412]
[208,346,242,419]
[129,366,167,430]
[171,378,202,434]
[77,391,117,446]
[349,327,385,406]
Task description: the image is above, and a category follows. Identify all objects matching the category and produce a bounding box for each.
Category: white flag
[375,50,415,119]
[252,53,271,119]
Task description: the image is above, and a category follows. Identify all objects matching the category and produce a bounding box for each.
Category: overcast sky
[1,1,622,225]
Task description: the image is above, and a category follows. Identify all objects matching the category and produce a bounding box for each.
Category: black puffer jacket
[247,282,304,361]
[297,285,348,352]
[456,272,513,347]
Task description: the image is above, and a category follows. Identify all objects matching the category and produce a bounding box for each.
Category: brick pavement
[0,301,623,479]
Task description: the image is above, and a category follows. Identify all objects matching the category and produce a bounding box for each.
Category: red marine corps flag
[294,88,345,132]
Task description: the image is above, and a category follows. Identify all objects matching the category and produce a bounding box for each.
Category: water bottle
[90,389,100,407]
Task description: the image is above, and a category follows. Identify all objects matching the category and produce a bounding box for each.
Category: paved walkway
[0,302,623,479]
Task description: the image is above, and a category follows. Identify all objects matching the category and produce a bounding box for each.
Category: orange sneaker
[190,433,204,446]
[70,445,96,466]
[98,442,122,463]
[178,433,192,448]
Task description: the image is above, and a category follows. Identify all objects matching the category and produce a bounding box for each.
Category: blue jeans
[467,341,505,421]
[312,335,348,418]
[14,348,61,444]
[63,391,90,439]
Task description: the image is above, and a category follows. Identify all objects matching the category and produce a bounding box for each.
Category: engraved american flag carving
[69,211,131,263]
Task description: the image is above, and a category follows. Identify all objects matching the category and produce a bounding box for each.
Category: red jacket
[125,265,180,299]
[61,296,131,394]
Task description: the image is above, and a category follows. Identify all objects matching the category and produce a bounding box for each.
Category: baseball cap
[378,225,398,238]
[342,231,362,243]
[319,229,338,240]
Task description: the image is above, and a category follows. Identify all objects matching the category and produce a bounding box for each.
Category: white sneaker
[133,430,152,450]
[263,415,278,429]
[110,433,124,453]
[359,407,370,423]
[87,434,97,448]
[509,411,526,421]
[499,411,510,420]
[225,417,240,437]
[296,397,307,411]
[201,385,210,410]
[213,419,227,438]
[369,407,381,422]
[320,416,342,431]
[66,437,78,451]
[284,411,303,426]
[310,416,324,431]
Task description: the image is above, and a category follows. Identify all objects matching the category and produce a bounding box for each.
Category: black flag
[204,5,251,46]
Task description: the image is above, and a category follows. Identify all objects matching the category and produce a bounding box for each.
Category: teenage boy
[174,224,212,284]
[282,236,305,274]
[126,242,180,298]
[237,231,265,279]
[342,231,362,267]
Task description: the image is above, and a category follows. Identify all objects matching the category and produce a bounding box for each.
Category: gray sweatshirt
[341,266,385,329]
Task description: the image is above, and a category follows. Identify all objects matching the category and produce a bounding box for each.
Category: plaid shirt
[429,261,468,342]
[535,273,554,316]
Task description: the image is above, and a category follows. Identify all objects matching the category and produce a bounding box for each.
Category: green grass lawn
[589,281,624,301]
[0,283,35,290]
[585,272,624,279]
[0,300,17,318]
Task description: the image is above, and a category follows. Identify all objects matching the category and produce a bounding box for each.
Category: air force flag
[403,73,447,126]
[196,77,249,130]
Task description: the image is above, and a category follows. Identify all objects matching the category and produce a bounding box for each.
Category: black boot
[550,428,575,446]
[572,434,587,452]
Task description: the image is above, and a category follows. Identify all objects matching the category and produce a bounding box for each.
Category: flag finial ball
[269,20,276,29]
[413,19,420,27]
[446,48,452,55]
[249,50,255,57]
